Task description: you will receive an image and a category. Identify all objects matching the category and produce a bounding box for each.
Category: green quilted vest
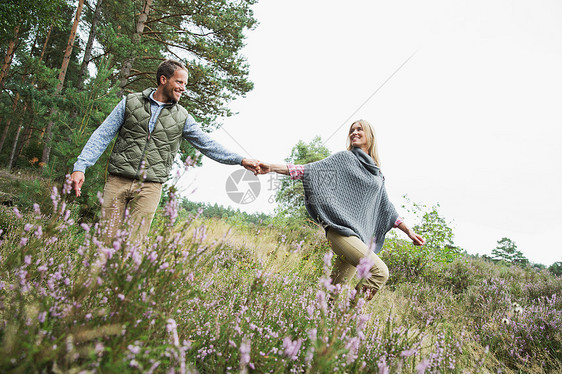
[108,88,188,183]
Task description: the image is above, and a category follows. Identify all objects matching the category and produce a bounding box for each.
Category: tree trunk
[41,0,85,166]
[40,24,54,61]
[0,119,11,155]
[77,0,104,91]
[5,25,53,163]
[118,0,153,95]
[0,92,21,154]
[0,26,21,89]
[8,123,23,170]
[56,0,85,92]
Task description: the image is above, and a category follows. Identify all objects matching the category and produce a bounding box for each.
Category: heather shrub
[1,177,561,373]
[475,295,562,372]
[380,238,436,286]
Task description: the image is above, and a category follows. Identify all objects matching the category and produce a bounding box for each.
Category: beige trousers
[100,175,162,243]
[327,229,389,292]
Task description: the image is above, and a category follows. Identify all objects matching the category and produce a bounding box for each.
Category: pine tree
[491,237,529,266]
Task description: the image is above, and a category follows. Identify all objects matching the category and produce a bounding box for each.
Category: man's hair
[156,59,187,86]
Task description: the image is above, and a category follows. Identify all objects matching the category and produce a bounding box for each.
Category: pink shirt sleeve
[287,163,304,180]
[393,217,403,228]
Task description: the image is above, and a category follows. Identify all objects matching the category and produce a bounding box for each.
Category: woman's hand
[257,161,272,174]
[397,222,425,246]
[408,231,425,246]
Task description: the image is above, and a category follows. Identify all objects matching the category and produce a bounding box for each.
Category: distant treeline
[179,199,270,226]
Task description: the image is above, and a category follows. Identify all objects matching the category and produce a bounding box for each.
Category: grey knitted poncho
[303,147,399,253]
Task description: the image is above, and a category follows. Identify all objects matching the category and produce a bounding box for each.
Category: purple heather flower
[345,337,360,364]
[24,255,31,265]
[13,207,22,219]
[24,224,32,232]
[416,359,430,373]
[357,314,371,331]
[323,251,333,269]
[20,237,29,246]
[34,226,43,238]
[239,337,251,366]
[356,257,375,280]
[282,337,303,361]
[308,328,317,341]
[166,319,179,340]
[50,187,59,210]
[63,174,73,195]
[118,294,125,301]
[401,349,417,357]
[33,203,40,215]
[95,342,104,356]
[97,191,104,205]
[378,360,389,374]
[128,344,141,355]
[38,312,46,323]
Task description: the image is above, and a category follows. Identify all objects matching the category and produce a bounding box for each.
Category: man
[70,59,259,241]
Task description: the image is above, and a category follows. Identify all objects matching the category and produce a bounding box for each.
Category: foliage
[95,0,258,128]
[549,261,562,277]
[274,136,331,223]
[178,198,269,226]
[0,0,258,193]
[0,0,65,43]
[491,237,529,266]
[0,183,561,372]
[400,195,456,252]
[382,196,461,285]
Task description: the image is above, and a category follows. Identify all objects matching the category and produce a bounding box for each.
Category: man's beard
[164,85,179,103]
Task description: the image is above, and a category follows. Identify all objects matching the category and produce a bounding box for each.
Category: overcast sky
[177,0,562,266]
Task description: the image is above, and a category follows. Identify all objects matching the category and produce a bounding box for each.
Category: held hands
[257,161,289,175]
[241,159,262,175]
[257,161,272,174]
[70,171,85,197]
[241,159,277,175]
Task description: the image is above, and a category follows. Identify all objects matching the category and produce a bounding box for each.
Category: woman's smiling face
[349,122,369,152]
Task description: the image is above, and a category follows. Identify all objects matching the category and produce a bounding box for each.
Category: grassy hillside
[0,179,561,373]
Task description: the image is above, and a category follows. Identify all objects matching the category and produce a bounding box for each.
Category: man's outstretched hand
[241,158,261,175]
[70,171,85,197]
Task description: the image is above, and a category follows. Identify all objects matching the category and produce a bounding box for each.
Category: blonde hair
[346,119,381,166]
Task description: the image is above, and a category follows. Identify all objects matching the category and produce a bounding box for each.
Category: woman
[259,120,425,301]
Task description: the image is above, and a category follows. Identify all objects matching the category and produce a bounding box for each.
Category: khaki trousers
[327,229,389,292]
[100,175,162,243]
